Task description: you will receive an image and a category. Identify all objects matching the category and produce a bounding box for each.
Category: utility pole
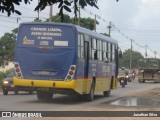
[37,0,40,21]
[154,51,157,59]
[78,6,80,25]
[108,21,112,37]
[94,14,96,32]
[49,4,53,22]
[145,45,147,58]
[130,39,133,72]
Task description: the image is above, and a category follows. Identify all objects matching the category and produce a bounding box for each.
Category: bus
[13,22,121,101]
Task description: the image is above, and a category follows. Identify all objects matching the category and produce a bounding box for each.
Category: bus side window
[92,38,97,60]
[108,43,111,62]
[110,44,112,62]
[78,34,84,59]
[102,42,107,62]
[112,44,115,62]
[94,50,97,60]
[97,40,102,61]
[81,35,84,58]
[78,34,81,58]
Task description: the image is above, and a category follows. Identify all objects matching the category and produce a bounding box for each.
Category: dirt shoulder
[91,86,160,111]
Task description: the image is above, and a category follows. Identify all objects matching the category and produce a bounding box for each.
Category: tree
[0,0,99,21]
[45,13,72,23]
[101,33,110,37]
[45,13,99,30]
[33,18,43,22]
[79,17,99,30]
[0,31,16,66]
[119,49,144,69]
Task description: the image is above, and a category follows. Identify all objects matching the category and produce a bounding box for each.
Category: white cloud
[133,0,160,27]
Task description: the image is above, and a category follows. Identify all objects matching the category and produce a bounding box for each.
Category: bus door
[84,41,89,78]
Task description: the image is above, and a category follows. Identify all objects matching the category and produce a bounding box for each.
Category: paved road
[0,80,160,111]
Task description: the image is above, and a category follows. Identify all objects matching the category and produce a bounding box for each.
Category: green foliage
[79,17,99,30]
[33,18,43,22]
[0,0,99,21]
[101,33,110,37]
[45,13,72,23]
[44,13,99,30]
[119,49,144,69]
[0,30,16,66]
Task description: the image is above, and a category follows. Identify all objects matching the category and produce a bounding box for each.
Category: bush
[0,72,5,85]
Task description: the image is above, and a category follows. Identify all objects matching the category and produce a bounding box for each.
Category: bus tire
[44,92,53,100]
[37,91,45,100]
[14,90,19,95]
[85,81,95,101]
[28,90,33,94]
[103,90,110,97]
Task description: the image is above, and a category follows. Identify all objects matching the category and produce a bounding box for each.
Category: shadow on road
[23,94,107,105]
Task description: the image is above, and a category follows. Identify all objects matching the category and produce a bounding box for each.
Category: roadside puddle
[108,97,160,107]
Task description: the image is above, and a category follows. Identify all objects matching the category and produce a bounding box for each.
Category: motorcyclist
[131,69,136,80]
[118,67,128,85]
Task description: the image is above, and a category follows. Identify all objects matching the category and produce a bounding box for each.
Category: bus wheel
[28,90,33,94]
[84,81,95,101]
[14,90,19,95]
[44,92,53,100]
[103,90,110,97]
[37,91,45,100]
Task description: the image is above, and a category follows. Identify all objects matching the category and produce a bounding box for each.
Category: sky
[0,0,160,58]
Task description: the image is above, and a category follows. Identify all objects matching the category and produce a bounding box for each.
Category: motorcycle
[132,73,135,80]
[118,75,128,88]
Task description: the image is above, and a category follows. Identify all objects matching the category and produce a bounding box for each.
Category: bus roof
[19,22,118,44]
[75,25,118,44]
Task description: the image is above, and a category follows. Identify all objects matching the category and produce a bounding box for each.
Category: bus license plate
[39,71,49,75]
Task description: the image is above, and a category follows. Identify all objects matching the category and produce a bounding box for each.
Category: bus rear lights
[69,71,74,75]
[16,68,20,73]
[65,65,76,81]
[15,63,19,68]
[14,62,23,78]
[70,66,75,70]
[17,73,22,78]
[67,75,71,80]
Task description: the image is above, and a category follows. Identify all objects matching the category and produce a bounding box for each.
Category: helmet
[121,67,125,70]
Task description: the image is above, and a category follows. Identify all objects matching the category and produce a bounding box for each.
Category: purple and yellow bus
[13,22,121,101]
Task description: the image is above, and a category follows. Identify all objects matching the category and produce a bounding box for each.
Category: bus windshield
[15,23,76,80]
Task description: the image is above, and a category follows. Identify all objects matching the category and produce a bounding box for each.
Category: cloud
[133,0,160,27]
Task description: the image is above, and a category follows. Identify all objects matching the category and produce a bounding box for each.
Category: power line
[82,7,159,58]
